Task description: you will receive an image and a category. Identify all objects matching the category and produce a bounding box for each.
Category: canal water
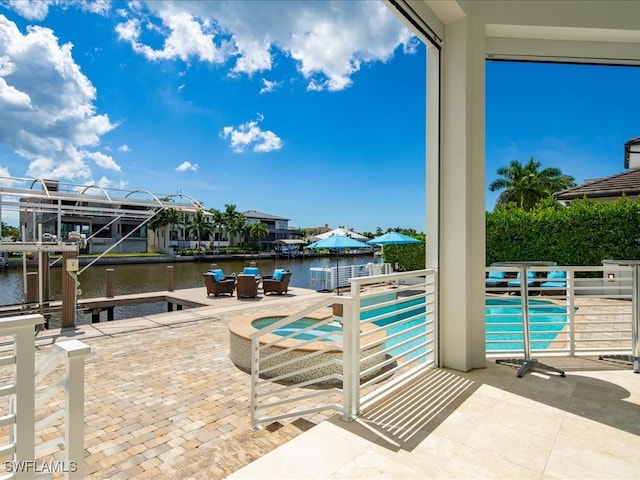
[0,254,380,326]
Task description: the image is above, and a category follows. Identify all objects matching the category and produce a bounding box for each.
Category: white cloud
[7,0,111,21]
[0,165,12,184]
[175,161,199,172]
[6,0,52,21]
[113,0,414,91]
[259,78,280,94]
[0,14,119,181]
[114,7,231,64]
[221,114,283,153]
[118,144,130,152]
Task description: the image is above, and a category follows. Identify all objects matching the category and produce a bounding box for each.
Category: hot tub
[228,313,387,384]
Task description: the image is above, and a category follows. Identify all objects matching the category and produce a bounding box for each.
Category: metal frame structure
[0,176,207,327]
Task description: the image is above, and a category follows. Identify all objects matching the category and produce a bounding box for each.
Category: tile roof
[554,169,640,200]
[241,210,289,221]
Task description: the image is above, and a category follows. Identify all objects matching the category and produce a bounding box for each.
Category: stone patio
[2,286,639,479]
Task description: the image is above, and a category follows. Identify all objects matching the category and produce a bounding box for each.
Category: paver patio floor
[3,287,639,479]
[19,288,338,479]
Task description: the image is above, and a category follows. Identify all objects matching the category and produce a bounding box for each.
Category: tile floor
[230,358,640,479]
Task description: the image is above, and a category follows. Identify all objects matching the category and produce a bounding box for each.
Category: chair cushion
[547,270,566,279]
[243,267,260,276]
[488,271,505,279]
[210,269,225,282]
[273,269,288,281]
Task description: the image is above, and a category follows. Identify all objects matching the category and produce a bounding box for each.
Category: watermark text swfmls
[5,460,78,473]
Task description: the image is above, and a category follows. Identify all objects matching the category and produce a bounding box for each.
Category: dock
[0,284,326,324]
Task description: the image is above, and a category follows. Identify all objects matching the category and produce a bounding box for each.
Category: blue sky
[0,0,425,234]
[486,61,640,208]
[0,2,638,235]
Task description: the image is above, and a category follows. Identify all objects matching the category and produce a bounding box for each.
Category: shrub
[486,196,640,266]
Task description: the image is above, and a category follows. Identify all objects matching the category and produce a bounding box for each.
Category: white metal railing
[349,270,437,415]
[485,265,634,359]
[253,262,638,428]
[309,263,392,291]
[250,269,436,430]
[0,315,90,479]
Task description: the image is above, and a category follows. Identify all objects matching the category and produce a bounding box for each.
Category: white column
[55,340,91,479]
[433,15,486,371]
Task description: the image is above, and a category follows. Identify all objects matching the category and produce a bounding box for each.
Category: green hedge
[382,234,426,271]
[486,197,640,266]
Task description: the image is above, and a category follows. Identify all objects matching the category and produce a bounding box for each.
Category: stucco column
[431,14,486,371]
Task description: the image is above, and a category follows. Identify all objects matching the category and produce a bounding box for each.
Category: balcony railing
[485,264,635,360]
[250,264,638,429]
[0,314,90,479]
[250,270,436,430]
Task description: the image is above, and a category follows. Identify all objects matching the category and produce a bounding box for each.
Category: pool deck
[10,287,640,479]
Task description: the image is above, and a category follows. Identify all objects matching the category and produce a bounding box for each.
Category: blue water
[486,298,568,351]
[364,296,567,358]
[253,297,567,356]
[362,297,427,359]
[252,317,342,342]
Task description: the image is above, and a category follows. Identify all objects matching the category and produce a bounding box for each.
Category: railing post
[631,265,640,373]
[14,314,43,480]
[341,297,359,421]
[567,269,576,356]
[54,340,91,479]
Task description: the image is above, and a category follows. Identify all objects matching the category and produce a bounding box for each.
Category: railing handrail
[251,269,437,430]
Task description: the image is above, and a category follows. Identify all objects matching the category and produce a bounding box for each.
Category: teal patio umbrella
[307,235,370,294]
[366,232,420,245]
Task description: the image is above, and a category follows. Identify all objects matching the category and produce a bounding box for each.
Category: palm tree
[187,209,213,251]
[223,204,245,247]
[164,208,182,247]
[147,208,168,247]
[489,157,576,210]
[208,208,225,251]
[249,221,269,250]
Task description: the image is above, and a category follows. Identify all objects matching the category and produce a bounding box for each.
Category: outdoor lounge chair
[203,271,235,297]
[486,270,507,290]
[263,269,292,295]
[507,270,536,290]
[236,274,259,299]
[540,270,567,295]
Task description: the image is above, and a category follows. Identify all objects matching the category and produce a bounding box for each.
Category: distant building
[554,169,640,206]
[19,180,148,254]
[15,178,200,255]
[242,210,303,249]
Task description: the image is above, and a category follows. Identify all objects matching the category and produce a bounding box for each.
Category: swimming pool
[360,296,567,357]
[486,297,568,351]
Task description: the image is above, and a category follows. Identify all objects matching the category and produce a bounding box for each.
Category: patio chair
[540,270,567,295]
[507,270,536,291]
[236,274,259,300]
[486,270,507,290]
[203,271,235,297]
[242,266,261,277]
[263,270,292,295]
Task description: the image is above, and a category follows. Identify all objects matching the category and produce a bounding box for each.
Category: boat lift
[0,175,205,328]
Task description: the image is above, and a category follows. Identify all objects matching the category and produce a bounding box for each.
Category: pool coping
[228,311,386,353]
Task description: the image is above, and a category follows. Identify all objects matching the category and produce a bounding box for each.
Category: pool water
[486,297,568,351]
[253,297,567,356]
[361,297,427,359]
[252,317,342,342]
[363,296,567,357]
